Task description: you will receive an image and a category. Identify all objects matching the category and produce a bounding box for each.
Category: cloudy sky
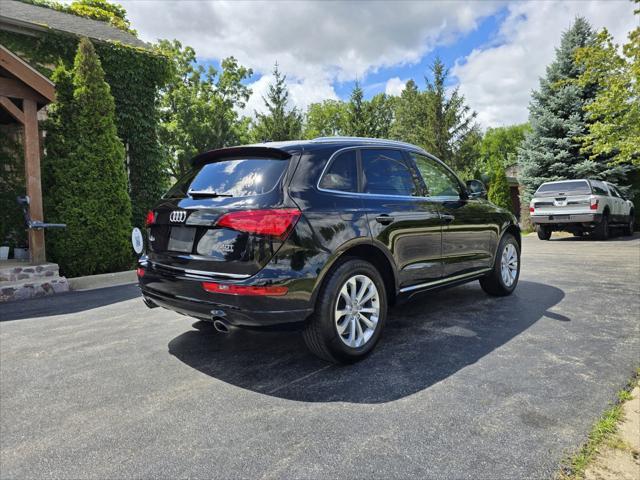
[118,0,637,128]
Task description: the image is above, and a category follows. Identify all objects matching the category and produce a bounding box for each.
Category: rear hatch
[531,180,595,216]
[146,148,299,278]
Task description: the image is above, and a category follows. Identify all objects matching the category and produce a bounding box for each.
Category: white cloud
[452,1,637,128]
[240,73,339,118]
[385,77,407,96]
[119,0,502,111]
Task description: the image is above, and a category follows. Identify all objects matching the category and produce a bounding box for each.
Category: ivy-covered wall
[0,29,170,229]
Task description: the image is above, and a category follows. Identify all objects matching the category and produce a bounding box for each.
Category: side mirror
[466,180,487,199]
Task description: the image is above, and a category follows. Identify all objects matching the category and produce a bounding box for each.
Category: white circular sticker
[131,227,144,254]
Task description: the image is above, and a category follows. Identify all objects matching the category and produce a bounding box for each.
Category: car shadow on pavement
[0,284,139,321]
[168,280,565,404]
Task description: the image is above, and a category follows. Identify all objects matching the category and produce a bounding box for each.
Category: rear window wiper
[187,190,233,198]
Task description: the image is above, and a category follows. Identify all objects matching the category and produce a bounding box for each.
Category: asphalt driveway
[1,234,639,479]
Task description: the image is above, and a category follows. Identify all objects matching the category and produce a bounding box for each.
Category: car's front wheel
[303,259,387,363]
[480,233,520,296]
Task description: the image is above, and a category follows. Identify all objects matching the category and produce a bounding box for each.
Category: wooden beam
[0,45,55,103]
[0,77,47,104]
[0,95,24,124]
[23,98,46,264]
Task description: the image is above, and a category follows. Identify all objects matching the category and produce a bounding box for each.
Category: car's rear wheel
[480,233,520,296]
[623,211,635,236]
[594,212,610,240]
[303,259,387,363]
[537,226,551,240]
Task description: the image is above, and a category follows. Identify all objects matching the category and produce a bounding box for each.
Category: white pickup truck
[530,179,635,240]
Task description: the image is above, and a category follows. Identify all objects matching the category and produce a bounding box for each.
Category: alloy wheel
[500,243,518,287]
[334,274,380,348]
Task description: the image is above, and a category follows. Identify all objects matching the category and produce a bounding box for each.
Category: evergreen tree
[251,63,303,142]
[391,59,479,175]
[391,79,425,146]
[366,93,395,138]
[488,159,513,211]
[518,17,633,206]
[44,38,132,277]
[344,81,369,136]
[344,84,394,138]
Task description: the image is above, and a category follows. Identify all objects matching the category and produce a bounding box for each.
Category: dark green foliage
[488,159,513,211]
[157,40,252,178]
[251,63,303,142]
[0,127,26,248]
[343,84,395,138]
[518,18,634,205]
[45,38,132,277]
[0,29,170,229]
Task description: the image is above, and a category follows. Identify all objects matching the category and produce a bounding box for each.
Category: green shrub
[488,159,513,212]
[44,38,132,277]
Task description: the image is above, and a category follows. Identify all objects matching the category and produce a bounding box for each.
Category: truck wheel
[623,212,635,236]
[537,226,551,240]
[480,233,520,296]
[303,258,387,364]
[594,213,610,240]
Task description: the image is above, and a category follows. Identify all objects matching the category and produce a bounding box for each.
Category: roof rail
[311,136,423,151]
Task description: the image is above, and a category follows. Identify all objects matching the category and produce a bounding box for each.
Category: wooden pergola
[0,45,55,264]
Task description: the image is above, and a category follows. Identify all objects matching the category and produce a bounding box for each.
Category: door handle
[375,215,394,225]
[441,214,455,224]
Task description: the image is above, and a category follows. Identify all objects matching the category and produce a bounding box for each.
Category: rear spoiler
[190,146,292,168]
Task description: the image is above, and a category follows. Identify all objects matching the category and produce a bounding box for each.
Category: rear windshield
[535,181,591,196]
[163,158,288,198]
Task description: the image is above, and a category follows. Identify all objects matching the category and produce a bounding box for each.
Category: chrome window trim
[316,145,464,201]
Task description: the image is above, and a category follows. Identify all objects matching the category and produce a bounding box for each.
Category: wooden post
[23,98,46,264]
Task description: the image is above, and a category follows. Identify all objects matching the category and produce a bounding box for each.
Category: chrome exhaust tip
[212,319,231,334]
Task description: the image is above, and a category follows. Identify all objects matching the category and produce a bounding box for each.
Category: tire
[303,258,387,364]
[480,233,520,297]
[623,211,635,236]
[594,212,610,240]
[537,226,551,240]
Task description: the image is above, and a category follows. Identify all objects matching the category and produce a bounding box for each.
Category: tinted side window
[319,150,357,192]
[410,153,461,199]
[361,149,418,196]
[591,182,609,196]
[608,185,621,198]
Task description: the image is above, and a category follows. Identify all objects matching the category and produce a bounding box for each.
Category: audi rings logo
[169,210,187,223]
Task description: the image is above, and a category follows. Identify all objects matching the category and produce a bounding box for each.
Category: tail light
[145,210,155,227]
[136,267,145,278]
[590,198,599,210]
[202,282,288,296]
[216,208,301,239]
[529,202,535,213]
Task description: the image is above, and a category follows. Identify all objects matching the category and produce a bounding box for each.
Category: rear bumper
[531,213,602,225]
[138,262,313,327]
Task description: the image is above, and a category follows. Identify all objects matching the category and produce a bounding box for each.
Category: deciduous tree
[157,40,252,178]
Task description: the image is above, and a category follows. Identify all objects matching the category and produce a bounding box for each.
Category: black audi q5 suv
[138,137,521,363]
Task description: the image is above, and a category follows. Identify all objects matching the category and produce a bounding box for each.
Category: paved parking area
[1,234,639,479]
